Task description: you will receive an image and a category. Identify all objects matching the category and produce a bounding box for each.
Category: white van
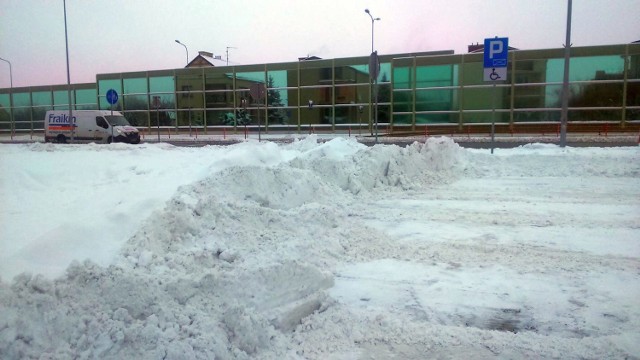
[44,110,140,144]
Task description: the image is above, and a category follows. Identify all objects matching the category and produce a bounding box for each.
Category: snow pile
[0,137,638,359]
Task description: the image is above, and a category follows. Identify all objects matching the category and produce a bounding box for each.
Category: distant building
[186,51,222,68]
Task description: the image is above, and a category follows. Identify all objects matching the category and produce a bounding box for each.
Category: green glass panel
[124,94,148,110]
[176,73,204,92]
[543,84,564,107]
[376,104,391,124]
[514,84,548,109]
[267,88,288,108]
[54,90,71,108]
[514,59,552,83]
[334,84,369,105]
[333,105,360,124]
[626,82,640,106]
[122,111,148,127]
[177,92,203,110]
[378,63,391,83]
[286,88,299,107]
[149,76,175,93]
[415,88,454,112]
[377,83,391,104]
[206,109,235,126]
[462,87,508,110]
[416,64,454,88]
[569,82,623,107]
[302,107,333,125]
[625,107,639,121]
[177,109,204,127]
[267,106,290,125]
[460,61,484,86]
[416,113,455,124]
[392,113,412,125]
[76,89,97,106]
[568,109,621,121]
[300,87,331,106]
[98,79,121,96]
[392,90,413,113]
[513,110,560,122]
[147,109,175,127]
[266,70,288,88]
[335,65,369,85]
[123,77,147,94]
[0,93,9,108]
[393,67,411,89]
[547,55,625,83]
[628,55,640,80]
[33,108,47,127]
[205,71,234,91]
[149,94,175,109]
[300,66,331,86]
[462,111,509,123]
[32,91,52,107]
[205,91,234,109]
[12,108,30,122]
[12,92,30,107]
[236,71,265,89]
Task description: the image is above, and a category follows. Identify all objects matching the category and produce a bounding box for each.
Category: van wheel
[56,134,67,143]
[107,136,113,144]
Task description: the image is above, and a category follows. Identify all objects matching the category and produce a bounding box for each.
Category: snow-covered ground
[0,137,638,359]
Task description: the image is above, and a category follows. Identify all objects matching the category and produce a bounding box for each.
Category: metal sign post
[483,37,509,154]
[153,96,161,141]
[369,51,380,143]
[250,83,266,142]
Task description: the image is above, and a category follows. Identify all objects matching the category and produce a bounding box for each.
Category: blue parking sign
[484,37,509,82]
[484,37,508,67]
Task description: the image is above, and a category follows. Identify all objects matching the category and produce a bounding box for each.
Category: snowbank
[0,137,638,359]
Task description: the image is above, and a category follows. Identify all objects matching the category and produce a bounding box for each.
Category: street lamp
[365,9,381,142]
[175,40,189,66]
[0,56,13,138]
[0,57,12,88]
[364,9,380,53]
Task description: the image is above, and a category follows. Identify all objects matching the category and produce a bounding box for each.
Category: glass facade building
[1,43,638,136]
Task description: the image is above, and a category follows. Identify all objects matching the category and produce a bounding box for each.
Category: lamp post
[364,9,380,53]
[0,57,13,138]
[365,9,381,141]
[559,0,572,147]
[0,57,12,88]
[175,40,189,66]
[64,0,74,142]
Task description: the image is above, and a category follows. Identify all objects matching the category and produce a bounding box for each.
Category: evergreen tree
[267,76,288,125]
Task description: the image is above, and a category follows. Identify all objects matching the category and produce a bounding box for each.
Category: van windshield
[105,116,132,126]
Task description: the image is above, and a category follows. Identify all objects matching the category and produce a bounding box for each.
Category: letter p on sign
[489,41,503,59]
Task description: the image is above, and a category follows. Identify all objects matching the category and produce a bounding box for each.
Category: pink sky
[1,0,639,88]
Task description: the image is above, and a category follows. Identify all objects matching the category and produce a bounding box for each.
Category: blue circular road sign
[106,89,119,105]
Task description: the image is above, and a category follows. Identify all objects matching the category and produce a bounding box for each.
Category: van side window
[96,117,109,129]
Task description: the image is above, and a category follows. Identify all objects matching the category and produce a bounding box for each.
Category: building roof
[186,51,222,68]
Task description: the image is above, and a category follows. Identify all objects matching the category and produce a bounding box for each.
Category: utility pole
[226,47,237,66]
[559,0,572,147]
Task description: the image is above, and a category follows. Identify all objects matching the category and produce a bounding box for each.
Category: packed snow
[0,136,638,359]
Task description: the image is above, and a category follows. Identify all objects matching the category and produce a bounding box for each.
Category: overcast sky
[1,0,639,88]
